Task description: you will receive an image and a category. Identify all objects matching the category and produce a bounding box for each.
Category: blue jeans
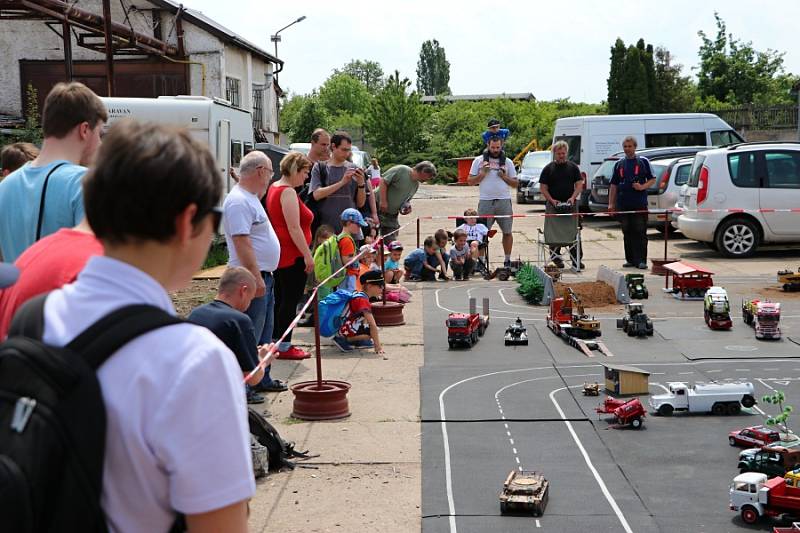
[246,272,276,385]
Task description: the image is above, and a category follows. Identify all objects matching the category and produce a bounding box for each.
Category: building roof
[663,261,715,276]
[420,93,535,103]
[602,363,650,376]
[149,0,282,65]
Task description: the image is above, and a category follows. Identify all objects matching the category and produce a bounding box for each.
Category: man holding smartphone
[309,131,367,233]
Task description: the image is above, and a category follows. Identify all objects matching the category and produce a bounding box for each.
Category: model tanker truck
[730,472,800,524]
[742,299,782,340]
[704,286,732,330]
[649,381,756,416]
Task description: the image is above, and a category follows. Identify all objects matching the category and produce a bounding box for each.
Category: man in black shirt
[539,141,584,269]
[188,267,275,404]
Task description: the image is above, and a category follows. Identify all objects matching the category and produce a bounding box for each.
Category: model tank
[499,470,549,516]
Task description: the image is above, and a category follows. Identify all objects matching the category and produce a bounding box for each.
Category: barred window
[226,77,241,108]
[252,85,264,130]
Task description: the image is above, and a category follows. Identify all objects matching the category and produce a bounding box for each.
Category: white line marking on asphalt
[536,519,541,527]
[515,457,520,464]
[509,438,514,445]
[707,370,721,373]
[735,369,750,372]
[507,431,511,437]
[549,386,634,533]
[504,423,509,429]
[679,372,693,375]
[765,368,780,371]
[513,448,518,454]
[758,378,776,391]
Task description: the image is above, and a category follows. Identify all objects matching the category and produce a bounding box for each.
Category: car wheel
[741,395,756,408]
[658,404,673,416]
[729,436,737,446]
[631,417,642,429]
[712,403,725,416]
[740,506,759,524]
[715,217,761,258]
[728,403,741,415]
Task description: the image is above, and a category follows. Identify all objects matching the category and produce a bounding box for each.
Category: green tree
[697,12,796,105]
[11,83,43,145]
[416,39,451,96]
[318,73,371,120]
[763,390,793,434]
[334,59,385,94]
[607,38,627,114]
[652,47,696,113]
[365,70,428,161]
[280,92,330,144]
[643,43,657,110]
[620,45,650,113]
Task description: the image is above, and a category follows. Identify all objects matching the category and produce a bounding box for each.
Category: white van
[101,96,254,194]
[553,113,743,208]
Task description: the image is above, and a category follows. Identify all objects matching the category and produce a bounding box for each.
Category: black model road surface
[420,276,800,533]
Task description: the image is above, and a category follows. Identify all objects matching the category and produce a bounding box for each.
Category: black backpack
[0,295,182,532]
[248,408,313,470]
[299,161,328,214]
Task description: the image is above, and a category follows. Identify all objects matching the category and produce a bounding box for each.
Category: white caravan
[552,113,743,208]
[101,96,254,194]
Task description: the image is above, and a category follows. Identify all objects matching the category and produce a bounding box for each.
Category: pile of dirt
[554,281,617,307]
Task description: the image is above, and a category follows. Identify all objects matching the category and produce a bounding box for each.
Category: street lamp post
[270,15,306,84]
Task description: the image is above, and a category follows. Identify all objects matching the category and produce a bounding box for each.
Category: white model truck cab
[730,472,769,516]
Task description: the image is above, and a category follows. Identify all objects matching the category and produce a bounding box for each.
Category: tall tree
[644,43,657,110]
[607,38,627,114]
[697,12,796,105]
[334,59,385,94]
[652,47,696,113]
[318,72,371,119]
[416,39,451,96]
[365,71,428,161]
[280,93,331,143]
[620,46,649,113]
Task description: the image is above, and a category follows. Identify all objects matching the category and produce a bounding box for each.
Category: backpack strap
[36,162,68,241]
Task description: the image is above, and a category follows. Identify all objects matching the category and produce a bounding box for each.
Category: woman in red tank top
[266,152,314,360]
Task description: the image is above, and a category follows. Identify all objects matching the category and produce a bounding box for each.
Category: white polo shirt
[42,256,254,533]
[223,184,280,273]
[469,155,516,201]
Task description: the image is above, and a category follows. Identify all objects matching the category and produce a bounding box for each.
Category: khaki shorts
[477,199,513,234]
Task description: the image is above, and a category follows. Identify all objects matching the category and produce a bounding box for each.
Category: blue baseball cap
[341,208,369,227]
[0,263,20,289]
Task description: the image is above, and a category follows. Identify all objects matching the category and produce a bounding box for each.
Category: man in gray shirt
[310,131,366,233]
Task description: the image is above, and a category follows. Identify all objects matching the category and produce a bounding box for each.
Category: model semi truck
[649,381,756,416]
[704,286,733,330]
[446,297,490,348]
[743,299,782,339]
[730,472,800,524]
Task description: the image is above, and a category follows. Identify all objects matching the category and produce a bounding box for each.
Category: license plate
[597,188,608,197]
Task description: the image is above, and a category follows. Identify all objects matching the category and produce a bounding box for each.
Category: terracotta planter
[291,380,351,421]
[371,301,405,326]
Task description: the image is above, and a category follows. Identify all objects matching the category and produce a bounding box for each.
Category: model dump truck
[730,472,800,524]
[743,299,782,339]
[616,303,654,337]
[778,268,800,292]
[738,444,800,478]
[649,381,756,416]
[625,273,648,299]
[704,286,732,330]
[446,297,490,349]
[596,396,646,429]
[499,470,549,516]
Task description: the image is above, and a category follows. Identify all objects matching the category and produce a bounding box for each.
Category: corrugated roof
[420,93,535,103]
[602,363,650,375]
[149,0,281,64]
[663,261,715,275]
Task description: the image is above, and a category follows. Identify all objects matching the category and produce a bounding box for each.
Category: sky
[181,0,800,103]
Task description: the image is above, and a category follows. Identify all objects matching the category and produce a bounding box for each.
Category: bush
[203,237,228,270]
[516,263,544,304]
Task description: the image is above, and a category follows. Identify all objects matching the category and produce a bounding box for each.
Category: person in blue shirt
[480,118,511,164]
[0,82,106,262]
[608,136,656,269]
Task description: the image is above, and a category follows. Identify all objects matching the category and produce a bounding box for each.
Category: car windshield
[522,152,551,170]
[593,160,617,182]
[448,318,468,327]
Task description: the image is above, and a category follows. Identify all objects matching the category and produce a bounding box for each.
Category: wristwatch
[357,184,366,189]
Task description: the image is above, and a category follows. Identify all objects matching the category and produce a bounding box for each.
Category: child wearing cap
[384,241,404,284]
[481,118,510,164]
[338,208,370,291]
[333,270,385,354]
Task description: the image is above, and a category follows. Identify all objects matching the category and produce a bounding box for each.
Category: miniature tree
[762,390,793,434]
[516,263,544,304]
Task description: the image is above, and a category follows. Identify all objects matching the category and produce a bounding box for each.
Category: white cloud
[181,0,800,103]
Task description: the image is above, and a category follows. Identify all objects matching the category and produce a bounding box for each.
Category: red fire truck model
[596,396,646,429]
[446,297,490,349]
[742,299,782,340]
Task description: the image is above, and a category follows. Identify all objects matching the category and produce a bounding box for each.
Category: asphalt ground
[420,274,800,533]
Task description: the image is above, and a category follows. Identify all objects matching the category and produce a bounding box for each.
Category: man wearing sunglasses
[222,150,287,392]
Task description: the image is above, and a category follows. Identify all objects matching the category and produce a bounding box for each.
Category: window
[727,152,759,188]
[522,152,552,170]
[687,154,706,187]
[554,135,581,164]
[225,77,241,108]
[231,140,243,167]
[674,164,691,186]
[252,85,264,130]
[645,132,706,148]
[711,130,744,146]
[764,151,800,189]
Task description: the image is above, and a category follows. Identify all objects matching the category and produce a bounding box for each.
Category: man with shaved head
[222,151,286,392]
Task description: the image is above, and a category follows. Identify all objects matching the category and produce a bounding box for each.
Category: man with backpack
[0,120,253,531]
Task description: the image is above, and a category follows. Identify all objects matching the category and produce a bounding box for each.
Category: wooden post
[101,0,115,96]
[62,20,73,81]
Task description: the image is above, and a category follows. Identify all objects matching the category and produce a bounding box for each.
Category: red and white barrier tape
[419,207,800,220]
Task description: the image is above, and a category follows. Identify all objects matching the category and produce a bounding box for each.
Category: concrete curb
[598,265,631,304]
[533,265,556,305]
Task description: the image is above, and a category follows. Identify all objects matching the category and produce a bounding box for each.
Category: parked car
[516,150,552,204]
[729,425,788,448]
[676,142,800,258]
[588,146,705,230]
[553,114,743,209]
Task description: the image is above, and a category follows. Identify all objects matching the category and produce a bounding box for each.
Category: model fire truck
[704,286,732,330]
[446,297,489,349]
[546,287,612,357]
[779,268,800,292]
[625,273,648,299]
[596,396,646,429]
[616,303,654,337]
[742,299,782,339]
[730,472,800,524]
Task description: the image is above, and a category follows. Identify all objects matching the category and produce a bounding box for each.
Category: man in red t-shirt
[0,219,103,339]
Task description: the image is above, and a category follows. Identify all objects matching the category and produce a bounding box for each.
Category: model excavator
[512,137,541,169]
[547,287,611,357]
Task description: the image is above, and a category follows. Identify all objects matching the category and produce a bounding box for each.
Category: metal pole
[313,291,322,389]
[380,238,387,304]
[62,20,73,81]
[663,211,669,262]
[416,218,420,249]
[101,0,115,96]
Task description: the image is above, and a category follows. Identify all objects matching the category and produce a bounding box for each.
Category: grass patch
[203,237,228,269]
[283,417,306,425]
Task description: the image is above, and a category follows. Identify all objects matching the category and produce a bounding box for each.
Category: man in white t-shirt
[468,136,518,267]
[223,150,286,392]
[41,121,253,532]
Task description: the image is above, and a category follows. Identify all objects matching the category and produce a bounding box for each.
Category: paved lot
[421,276,800,533]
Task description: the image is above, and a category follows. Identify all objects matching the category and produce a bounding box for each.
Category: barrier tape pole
[314,290,322,389]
